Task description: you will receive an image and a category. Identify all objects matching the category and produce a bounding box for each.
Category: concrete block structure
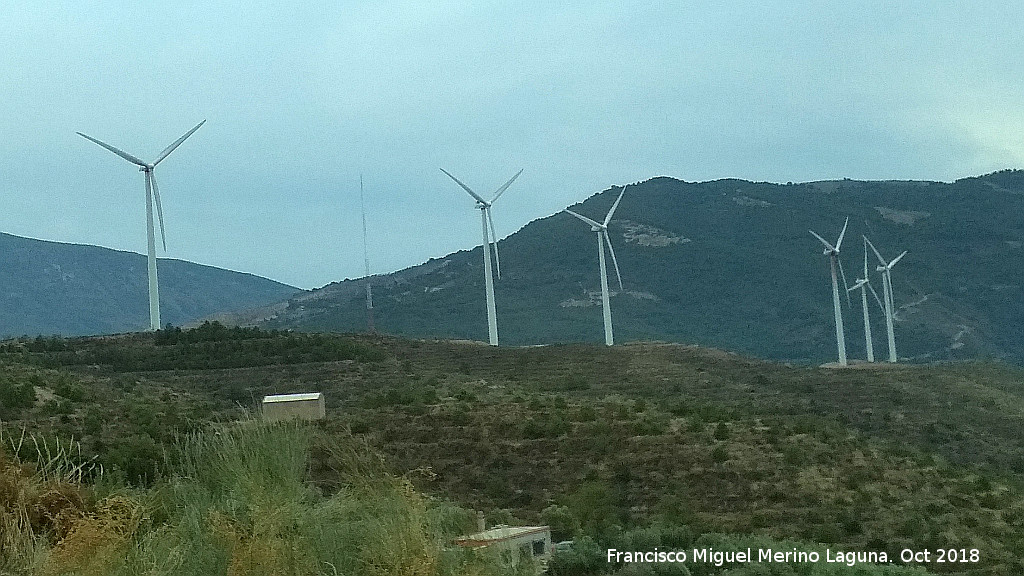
[455,525,552,573]
[261,392,325,422]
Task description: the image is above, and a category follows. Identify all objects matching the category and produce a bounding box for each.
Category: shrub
[53,380,86,403]
[568,481,622,540]
[104,435,162,486]
[541,505,581,542]
[0,377,36,419]
[547,536,607,576]
[576,405,597,422]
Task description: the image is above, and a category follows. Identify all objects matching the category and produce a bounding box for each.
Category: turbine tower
[440,168,523,346]
[77,120,205,331]
[359,175,374,333]
[846,237,886,362]
[810,217,851,365]
[865,236,907,363]
[564,185,627,346]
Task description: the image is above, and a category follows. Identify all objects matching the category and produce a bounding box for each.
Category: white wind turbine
[440,168,523,346]
[77,120,205,331]
[564,185,627,346]
[809,217,851,365]
[865,236,907,363]
[846,237,886,362]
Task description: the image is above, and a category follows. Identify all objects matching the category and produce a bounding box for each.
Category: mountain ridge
[0,231,302,337]
[219,169,1024,365]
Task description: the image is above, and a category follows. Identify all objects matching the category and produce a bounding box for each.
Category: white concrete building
[455,525,552,572]
[261,392,325,422]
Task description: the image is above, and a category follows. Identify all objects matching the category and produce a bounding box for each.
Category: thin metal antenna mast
[360,174,374,333]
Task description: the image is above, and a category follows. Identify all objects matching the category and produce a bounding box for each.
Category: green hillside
[2,326,1023,574]
[245,170,1024,364]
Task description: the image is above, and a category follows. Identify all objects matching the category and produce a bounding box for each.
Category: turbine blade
[77,132,148,166]
[847,279,866,292]
[603,185,627,226]
[864,235,887,266]
[604,231,624,291]
[153,120,206,166]
[835,216,849,251]
[565,209,602,229]
[868,281,885,311]
[889,250,908,268]
[838,256,852,307]
[487,208,501,279]
[809,230,836,252]
[150,171,167,251]
[489,169,523,204]
[439,169,487,204]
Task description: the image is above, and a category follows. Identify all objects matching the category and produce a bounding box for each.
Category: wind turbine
[564,185,627,346]
[865,236,907,363]
[77,120,205,331]
[360,175,374,333]
[440,168,523,346]
[846,237,886,362]
[809,217,851,365]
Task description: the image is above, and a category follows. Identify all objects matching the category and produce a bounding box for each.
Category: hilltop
[225,170,1024,364]
[0,232,301,337]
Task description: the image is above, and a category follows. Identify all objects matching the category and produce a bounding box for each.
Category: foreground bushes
[1,422,518,576]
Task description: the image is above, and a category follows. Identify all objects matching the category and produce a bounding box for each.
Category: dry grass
[2,420,514,576]
[0,428,96,575]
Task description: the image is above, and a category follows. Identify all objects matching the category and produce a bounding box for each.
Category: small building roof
[262,392,323,403]
[454,525,549,548]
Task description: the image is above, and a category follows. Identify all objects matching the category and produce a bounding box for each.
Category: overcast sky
[2,2,1022,289]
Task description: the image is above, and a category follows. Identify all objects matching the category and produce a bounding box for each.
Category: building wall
[457,528,551,574]
[262,398,325,422]
[500,532,551,573]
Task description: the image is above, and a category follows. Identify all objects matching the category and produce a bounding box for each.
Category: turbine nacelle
[810,216,848,257]
[865,236,907,271]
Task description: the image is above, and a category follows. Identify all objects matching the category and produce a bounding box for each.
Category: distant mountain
[226,170,1024,364]
[0,233,300,337]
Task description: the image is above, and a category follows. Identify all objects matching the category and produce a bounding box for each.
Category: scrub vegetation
[1,420,518,576]
[2,324,1023,574]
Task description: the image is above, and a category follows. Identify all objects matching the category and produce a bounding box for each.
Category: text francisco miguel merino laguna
[607,547,894,568]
